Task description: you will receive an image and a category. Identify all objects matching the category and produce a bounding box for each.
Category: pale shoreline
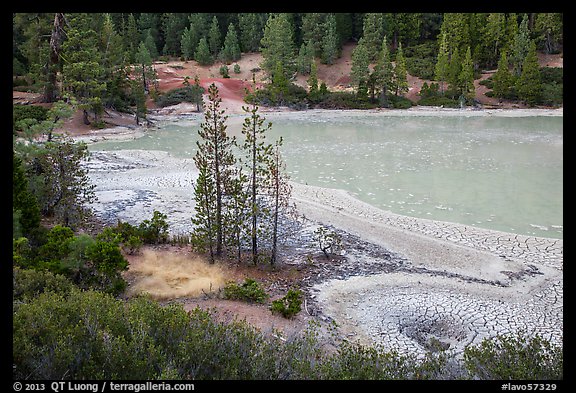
[71,105,563,144]
[79,106,563,357]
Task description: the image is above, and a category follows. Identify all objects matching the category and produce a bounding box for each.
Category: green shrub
[223,278,269,303]
[13,104,49,124]
[219,65,230,78]
[270,288,302,319]
[13,267,75,303]
[417,96,460,108]
[233,63,241,74]
[463,333,563,380]
[155,86,203,108]
[138,210,169,244]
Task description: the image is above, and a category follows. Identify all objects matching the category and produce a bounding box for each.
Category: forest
[12,12,563,382]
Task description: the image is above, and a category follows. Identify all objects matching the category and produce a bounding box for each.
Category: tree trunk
[44,13,65,103]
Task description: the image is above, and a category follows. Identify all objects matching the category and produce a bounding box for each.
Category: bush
[219,65,230,78]
[13,104,49,124]
[155,86,203,108]
[138,210,169,244]
[223,278,269,303]
[13,267,75,303]
[270,288,302,319]
[12,287,562,380]
[463,333,563,380]
[417,96,460,108]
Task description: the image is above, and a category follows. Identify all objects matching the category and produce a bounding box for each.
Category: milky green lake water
[90,110,563,239]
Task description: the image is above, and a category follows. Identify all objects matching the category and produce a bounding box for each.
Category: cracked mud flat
[294,183,562,358]
[85,147,563,359]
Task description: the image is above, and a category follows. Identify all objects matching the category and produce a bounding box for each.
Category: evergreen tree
[208,16,221,58]
[362,13,384,60]
[534,13,563,54]
[181,27,194,61]
[504,13,519,55]
[516,40,541,106]
[393,43,409,96]
[492,51,514,99]
[440,13,470,57]
[138,13,162,56]
[435,32,449,94]
[143,30,158,59]
[124,13,140,63]
[268,138,292,265]
[241,94,274,265]
[260,13,296,81]
[482,13,507,68]
[161,13,187,56]
[350,38,370,98]
[27,137,96,229]
[322,14,339,65]
[13,153,41,238]
[297,40,314,75]
[511,14,531,77]
[307,60,319,97]
[195,37,212,65]
[301,13,326,57]
[458,46,475,101]
[238,13,267,53]
[135,42,157,96]
[61,14,107,125]
[372,35,394,105]
[222,23,241,63]
[187,13,209,55]
[447,46,461,94]
[191,155,217,262]
[194,83,236,258]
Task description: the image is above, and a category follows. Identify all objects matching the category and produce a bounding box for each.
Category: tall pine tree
[193,83,236,258]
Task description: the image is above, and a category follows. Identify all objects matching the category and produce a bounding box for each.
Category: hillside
[14,42,563,136]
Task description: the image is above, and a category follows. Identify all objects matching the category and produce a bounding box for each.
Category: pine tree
[435,32,449,94]
[181,27,193,61]
[307,60,319,98]
[61,14,106,125]
[268,137,293,265]
[13,153,41,238]
[447,46,461,94]
[238,13,266,53]
[195,37,212,65]
[260,13,296,81]
[393,43,409,96]
[373,35,394,104]
[351,38,370,99]
[297,40,315,75]
[322,14,339,65]
[492,51,514,99]
[208,16,221,58]
[458,46,475,101]
[534,13,563,54]
[241,93,273,265]
[362,13,384,61]
[194,83,236,258]
[516,40,541,106]
[124,14,140,63]
[143,30,158,59]
[161,13,187,56]
[511,14,531,77]
[483,13,507,68]
[222,23,241,63]
[191,155,217,262]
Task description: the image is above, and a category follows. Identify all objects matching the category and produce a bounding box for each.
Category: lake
[90,109,563,239]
